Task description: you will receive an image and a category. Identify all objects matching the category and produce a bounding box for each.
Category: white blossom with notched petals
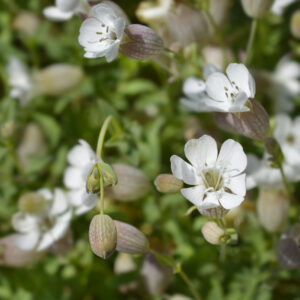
[78,4,126,62]
[181,63,256,113]
[43,0,90,21]
[170,135,247,211]
[64,139,98,215]
[6,56,34,106]
[12,189,72,252]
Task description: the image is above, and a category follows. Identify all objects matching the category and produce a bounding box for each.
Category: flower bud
[264,137,284,167]
[114,253,137,275]
[105,164,151,201]
[209,0,232,26]
[120,24,164,60]
[89,214,117,259]
[257,188,289,233]
[291,10,300,39]
[213,99,270,141]
[0,121,17,139]
[18,192,47,214]
[99,160,118,186]
[0,234,45,267]
[141,252,173,296]
[33,64,83,97]
[154,174,183,194]
[201,222,225,245]
[86,165,101,194]
[277,224,300,269]
[199,206,228,219]
[241,0,274,19]
[13,11,41,37]
[114,220,149,254]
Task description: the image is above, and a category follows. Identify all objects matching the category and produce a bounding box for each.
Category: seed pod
[18,192,46,214]
[89,214,117,259]
[213,99,270,141]
[199,206,228,219]
[120,24,164,60]
[105,164,151,201]
[154,174,183,194]
[114,220,149,254]
[257,188,289,233]
[0,234,45,267]
[141,252,173,296]
[33,64,83,97]
[201,221,225,245]
[241,0,274,19]
[277,224,300,269]
[291,10,300,39]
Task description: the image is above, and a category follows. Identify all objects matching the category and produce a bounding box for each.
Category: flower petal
[181,185,205,207]
[50,188,69,216]
[114,17,126,39]
[67,139,96,167]
[91,4,116,24]
[206,72,231,102]
[14,232,40,251]
[105,41,120,62]
[170,155,201,185]
[56,0,79,12]
[184,135,218,169]
[274,114,292,144]
[63,166,85,189]
[225,173,246,196]
[199,192,220,209]
[12,212,40,233]
[43,6,73,21]
[219,192,244,209]
[183,77,206,98]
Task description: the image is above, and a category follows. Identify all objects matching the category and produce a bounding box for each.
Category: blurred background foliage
[0,0,300,299]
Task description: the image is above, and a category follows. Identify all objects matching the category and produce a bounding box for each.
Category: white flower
[43,0,90,21]
[181,63,256,113]
[78,4,126,62]
[12,189,72,252]
[6,56,34,106]
[64,139,98,215]
[270,56,300,112]
[271,0,296,16]
[170,135,247,211]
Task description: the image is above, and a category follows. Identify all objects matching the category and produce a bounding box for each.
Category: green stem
[99,174,104,214]
[218,218,227,263]
[149,249,201,300]
[279,164,294,202]
[245,19,258,65]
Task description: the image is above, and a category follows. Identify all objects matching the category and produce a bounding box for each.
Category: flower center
[224,81,240,104]
[287,134,295,144]
[202,168,224,191]
[96,23,117,44]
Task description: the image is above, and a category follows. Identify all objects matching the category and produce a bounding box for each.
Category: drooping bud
[213,99,270,141]
[18,192,47,214]
[86,165,101,194]
[120,24,164,60]
[154,174,183,194]
[89,214,117,259]
[99,160,118,187]
[114,253,137,275]
[0,121,17,139]
[33,64,83,97]
[291,10,300,39]
[201,222,225,245]
[277,224,300,269]
[105,164,151,201]
[141,252,173,296]
[114,220,149,254]
[13,11,41,37]
[257,188,289,233]
[199,207,228,219]
[241,0,275,19]
[0,234,45,267]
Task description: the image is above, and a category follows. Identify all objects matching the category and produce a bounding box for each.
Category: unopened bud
[34,64,83,97]
[18,192,46,214]
[99,160,118,186]
[120,24,164,60]
[89,214,117,259]
[0,121,16,139]
[154,174,183,194]
[264,137,284,167]
[213,99,270,141]
[105,164,151,201]
[277,224,300,269]
[13,11,41,37]
[0,234,45,267]
[199,206,228,219]
[257,188,289,233]
[86,165,100,194]
[202,222,225,245]
[114,220,149,254]
[241,0,274,19]
[291,10,300,39]
[141,252,173,296]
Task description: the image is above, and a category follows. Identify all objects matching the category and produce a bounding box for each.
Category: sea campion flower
[241,0,275,19]
[12,189,72,252]
[271,0,296,16]
[64,139,98,215]
[170,135,247,217]
[181,63,255,113]
[78,4,126,62]
[6,56,34,106]
[43,0,90,21]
